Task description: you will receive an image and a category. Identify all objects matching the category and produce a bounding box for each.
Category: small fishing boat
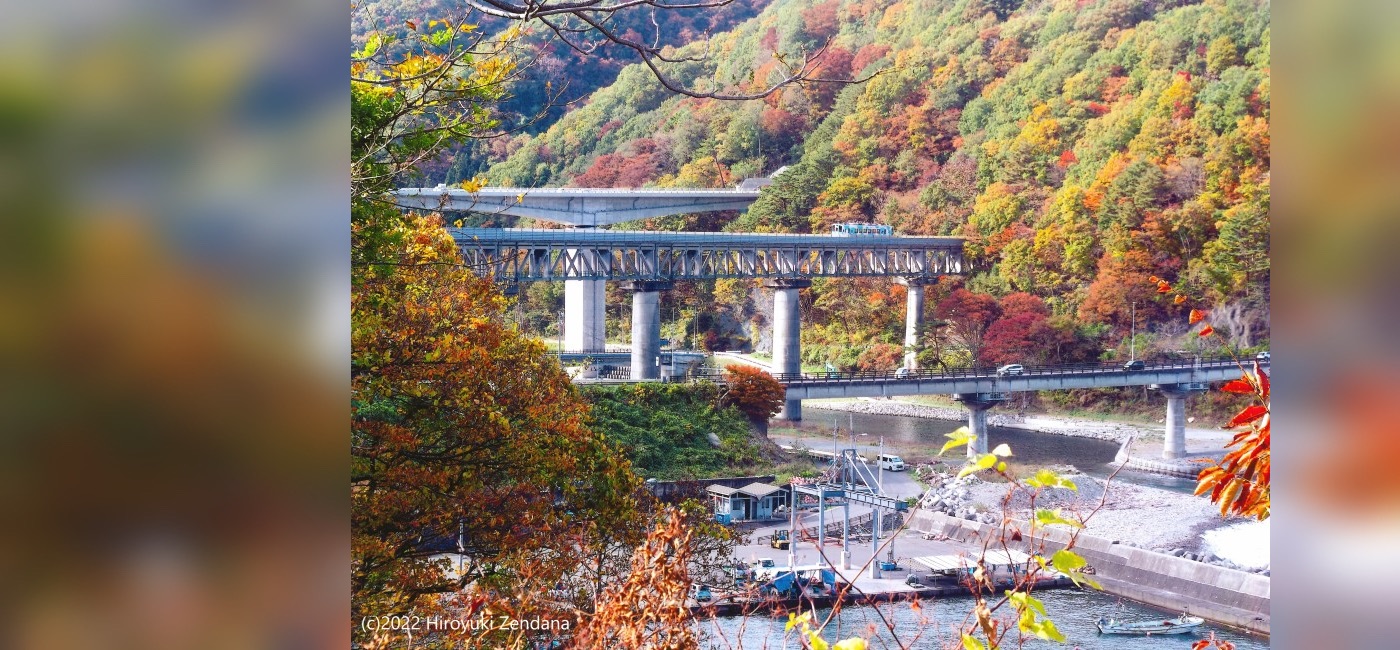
[1095,613,1205,635]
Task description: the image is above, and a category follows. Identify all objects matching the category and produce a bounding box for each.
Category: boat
[1095,613,1205,635]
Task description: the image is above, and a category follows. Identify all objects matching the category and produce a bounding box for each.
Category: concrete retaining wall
[909,511,1269,635]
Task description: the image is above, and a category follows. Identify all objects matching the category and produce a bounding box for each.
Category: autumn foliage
[571,509,699,650]
[720,364,786,424]
[352,215,641,640]
[1196,361,1270,519]
[1154,278,1270,520]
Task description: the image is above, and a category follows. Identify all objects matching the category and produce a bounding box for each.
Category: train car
[830,222,893,236]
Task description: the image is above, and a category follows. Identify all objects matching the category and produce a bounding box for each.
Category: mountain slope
[485,0,1270,370]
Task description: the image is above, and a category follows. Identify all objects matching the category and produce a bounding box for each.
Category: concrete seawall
[909,510,1270,635]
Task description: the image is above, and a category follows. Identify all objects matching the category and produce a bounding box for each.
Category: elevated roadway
[394,187,762,227]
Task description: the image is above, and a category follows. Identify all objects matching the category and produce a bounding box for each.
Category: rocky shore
[913,465,1269,575]
[804,398,1268,575]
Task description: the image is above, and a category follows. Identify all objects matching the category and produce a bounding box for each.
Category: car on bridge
[1122,360,1145,371]
[895,367,910,378]
[996,364,1025,377]
[1256,351,1270,362]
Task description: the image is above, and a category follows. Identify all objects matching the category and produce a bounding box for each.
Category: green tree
[1206,36,1242,76]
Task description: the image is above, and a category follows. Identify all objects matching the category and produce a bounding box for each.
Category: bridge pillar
[563,228,608,352]
[896,277,936,370]
[1151,383,1207,459]
[766,278,812,420]
[564,279,606,351]
[623,281,671,380]
[954,393,1008,457]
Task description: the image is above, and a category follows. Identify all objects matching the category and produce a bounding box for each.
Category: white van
[878,454,906,471]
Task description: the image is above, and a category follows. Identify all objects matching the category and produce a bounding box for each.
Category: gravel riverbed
[808,398,1269,573]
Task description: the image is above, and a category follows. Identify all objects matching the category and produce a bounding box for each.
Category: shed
[709,482,789,523]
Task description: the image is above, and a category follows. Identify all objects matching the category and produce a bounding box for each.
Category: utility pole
[1130,301,1137,361]
[878,436,885,495]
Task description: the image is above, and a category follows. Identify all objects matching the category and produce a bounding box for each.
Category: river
[748,406,1270,647]
[777,406,1201,494]
[697,588,1269,648]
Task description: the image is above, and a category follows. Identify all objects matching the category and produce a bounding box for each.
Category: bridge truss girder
[451,229,965,282]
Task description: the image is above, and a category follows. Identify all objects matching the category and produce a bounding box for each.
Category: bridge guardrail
[767,354,1261,385]
[619,354,1262,387]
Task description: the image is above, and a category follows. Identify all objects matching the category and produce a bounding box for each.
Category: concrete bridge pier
[954,393,1008,457]
[1151,383,1207,459]
[766,278,812,420]
[564,278,606,351]
[623,281,672,380]
[563,227,608,351]
[896,277,935,370]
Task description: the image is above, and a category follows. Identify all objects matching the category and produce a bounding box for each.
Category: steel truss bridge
[449,228,966,282]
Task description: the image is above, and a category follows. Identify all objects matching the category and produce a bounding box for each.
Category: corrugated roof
[738,482,783,498]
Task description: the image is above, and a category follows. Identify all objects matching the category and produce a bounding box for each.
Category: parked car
[1256,351,1270,362]
[996,364,1025,377]
[690,584,712,602]
[894,367,910,378]
[1122,359,1145,371]
[878,454,906,471]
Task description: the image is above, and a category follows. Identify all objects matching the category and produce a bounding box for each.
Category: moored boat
[1095,613,1205,635]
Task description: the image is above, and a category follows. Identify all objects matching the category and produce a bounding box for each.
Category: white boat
[1096,613,1205,635]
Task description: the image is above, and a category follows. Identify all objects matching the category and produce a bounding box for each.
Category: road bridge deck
[394,187,762,227]
[690,356,1266,399]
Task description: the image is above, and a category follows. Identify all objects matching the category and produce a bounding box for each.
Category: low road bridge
[767,356,1269,461]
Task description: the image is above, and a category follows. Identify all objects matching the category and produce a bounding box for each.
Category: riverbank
[800,396,1236,446]
[783,398,1269,574]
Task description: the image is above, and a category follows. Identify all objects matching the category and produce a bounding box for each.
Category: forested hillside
[353,0,769,183]
[482,0,1270,375]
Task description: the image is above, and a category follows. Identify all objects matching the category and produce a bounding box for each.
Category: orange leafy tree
[571,508,699,650]
[719,365,786,431]
[351,214,641,644]
[1152,276,1270,520]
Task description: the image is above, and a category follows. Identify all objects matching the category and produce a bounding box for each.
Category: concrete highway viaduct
[395,185,1256,463]
[394,186,965,421]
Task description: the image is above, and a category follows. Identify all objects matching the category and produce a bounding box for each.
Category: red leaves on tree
[1196,363,1271,520]
[1220,379,1255,394]
[720,365,786,423]
[1226,404,1268,428]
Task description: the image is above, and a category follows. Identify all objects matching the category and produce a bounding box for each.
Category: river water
[745,406,1270,647]
[788,406,1201,494]
[697,588,1269,648]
